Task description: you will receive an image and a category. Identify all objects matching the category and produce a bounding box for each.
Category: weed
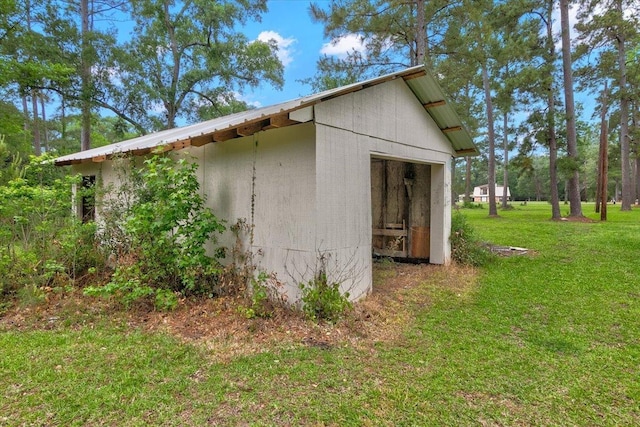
[450,210,494,267]
[300,269,352,322]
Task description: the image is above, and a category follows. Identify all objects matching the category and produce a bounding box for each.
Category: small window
[81,175,96,223]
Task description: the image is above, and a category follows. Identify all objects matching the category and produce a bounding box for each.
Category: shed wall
[199,123,317,300]
[313,79,454,297]
[77,124,318,302]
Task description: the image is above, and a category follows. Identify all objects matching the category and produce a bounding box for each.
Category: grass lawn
[2,201,639,425]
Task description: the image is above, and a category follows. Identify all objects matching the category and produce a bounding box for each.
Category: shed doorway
[371,158,431,260]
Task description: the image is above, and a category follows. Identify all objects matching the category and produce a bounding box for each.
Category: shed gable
[314,79,454,156]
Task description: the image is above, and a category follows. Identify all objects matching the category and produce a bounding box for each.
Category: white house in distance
[472,184,511,203]
[55,65,478,303]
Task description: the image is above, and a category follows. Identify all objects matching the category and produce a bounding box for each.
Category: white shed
[55,65,477,303]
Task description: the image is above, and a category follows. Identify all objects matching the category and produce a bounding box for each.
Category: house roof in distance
[55,65,479,166]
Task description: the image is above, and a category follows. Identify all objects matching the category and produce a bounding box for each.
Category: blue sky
[242,2,598,123]
[99,0,597,129]
[240,0,363,107]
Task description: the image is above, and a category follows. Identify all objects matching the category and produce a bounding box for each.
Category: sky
[238,0,363,108]
[237,1,595,119]
[94,0,596,129]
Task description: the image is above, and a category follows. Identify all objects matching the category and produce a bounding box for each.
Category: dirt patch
[0,263,479,362]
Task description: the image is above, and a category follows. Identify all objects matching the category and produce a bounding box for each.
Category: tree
[576,0,639,210]
[0,0,73,155]
[307,0,455,89]
[447,0,517,217]
[103,0,283,131]
[559,0,583,217]
[515,0,562,219]
[596,82,610,219]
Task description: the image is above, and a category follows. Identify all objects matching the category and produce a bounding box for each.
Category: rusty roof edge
[54,65,478,165]
[403,68,479,157]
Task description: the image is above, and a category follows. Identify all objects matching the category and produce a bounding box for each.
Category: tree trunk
[465,156,472,204]
[545,1,561,219]
[630,101,640,205]
[61,98,67,140]
[548,90,561,218]
[614,0,631,210]
[31,91,41,156]
[634,157,640,205]
[40,92,48,152]
[415,0,426,66]
[80,0,91,151]
[482,64,498,216]
[502,111,509,208]
[22,95,29,137]
[559,0,582,217]
[597,82,609,220]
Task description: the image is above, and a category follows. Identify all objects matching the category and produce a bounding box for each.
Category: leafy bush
[238,272,273,319]
[0,155,105,302]
[450,211,493,267]
[300,271,352,322]
[86,152,226,309]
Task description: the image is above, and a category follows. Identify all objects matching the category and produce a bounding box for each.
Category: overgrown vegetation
[450,210,494,267]
[0,155,103,303]
[2,202,639,425]
[300,271,352,322]
[0,151,303,315]
[84,152,226,309]
[460,200,485,209]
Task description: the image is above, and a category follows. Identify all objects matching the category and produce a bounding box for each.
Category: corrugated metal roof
[55,65,478,166]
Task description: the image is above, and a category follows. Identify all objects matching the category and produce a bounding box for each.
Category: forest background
[1,0,639,209]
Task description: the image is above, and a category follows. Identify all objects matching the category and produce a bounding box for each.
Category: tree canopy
[1,0,639,216]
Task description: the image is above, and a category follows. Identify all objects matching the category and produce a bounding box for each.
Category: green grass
[2,201,639,425]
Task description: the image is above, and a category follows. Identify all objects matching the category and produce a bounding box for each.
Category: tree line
[308,0,639,217]
[1,0,639,218]
[0,0,282,178]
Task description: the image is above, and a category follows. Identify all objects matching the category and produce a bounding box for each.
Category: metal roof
[55,65,478,166]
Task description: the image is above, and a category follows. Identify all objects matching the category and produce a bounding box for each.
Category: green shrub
[300,271,352,323]
[0,155,105,302]
[450,211,493,267]
[154,289,179,311]
[462,201,485,209]
[239,272,272,319]
[86,152,226,309]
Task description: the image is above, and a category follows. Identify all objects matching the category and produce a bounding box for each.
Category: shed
[55,65,478,303]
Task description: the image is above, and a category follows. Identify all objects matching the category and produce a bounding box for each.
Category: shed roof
[55,65,478,166]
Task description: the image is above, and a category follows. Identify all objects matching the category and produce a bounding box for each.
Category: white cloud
[257,30,296,67]
[320,34,367,59]
[234,91,262,109]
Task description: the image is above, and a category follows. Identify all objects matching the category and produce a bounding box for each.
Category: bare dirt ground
[0,263,479,361]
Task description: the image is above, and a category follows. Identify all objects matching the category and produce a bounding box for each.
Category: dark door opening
[81,175,96,223]
[371,159,431,261]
